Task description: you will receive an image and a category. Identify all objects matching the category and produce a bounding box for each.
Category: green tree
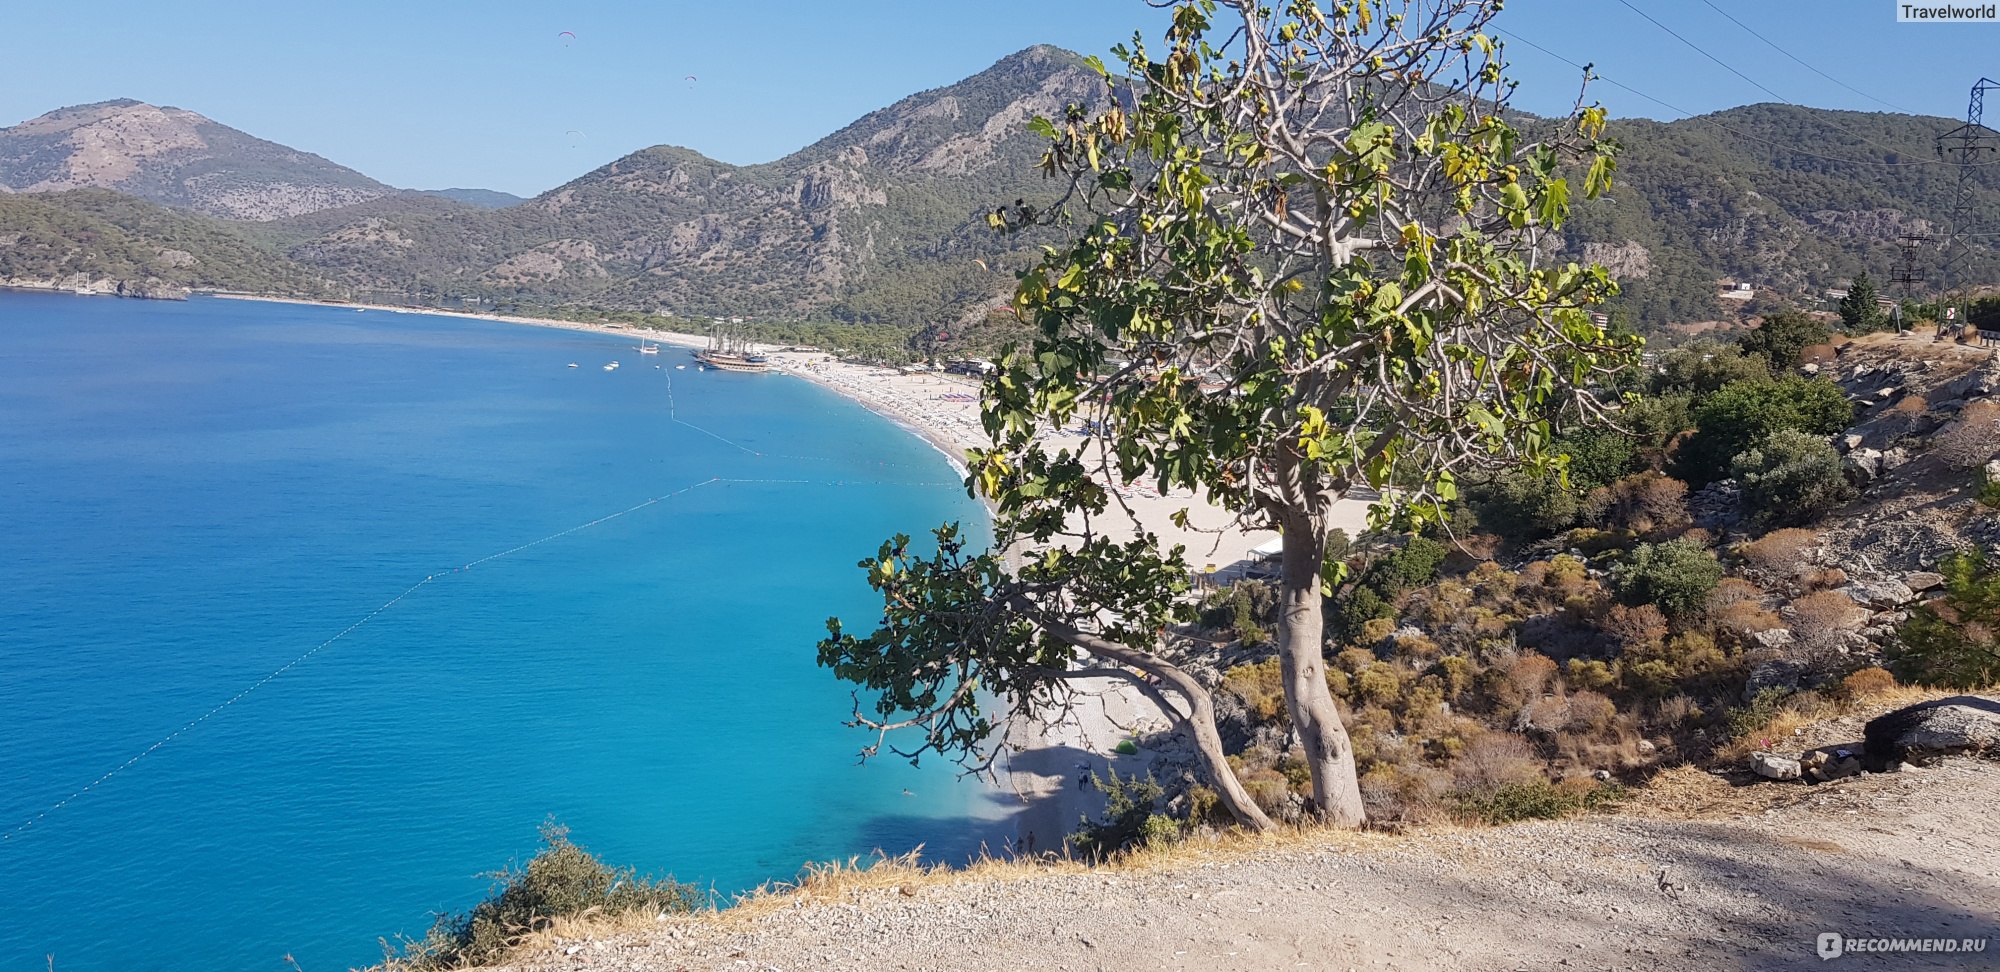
[1651,339,1771,397]
[1837,271,1887,332]
[1610,538,1723,621]
[1891,550,2000,688]
[1731,428,1854,528]
[1675,377,1854,485]
[1736,308,1830,373]
[817,0,1635,830]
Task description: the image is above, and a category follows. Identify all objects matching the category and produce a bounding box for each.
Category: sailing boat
[636,338,660,355]
[693,327,770,372]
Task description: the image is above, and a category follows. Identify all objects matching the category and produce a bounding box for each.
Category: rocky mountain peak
[0,99,390,220]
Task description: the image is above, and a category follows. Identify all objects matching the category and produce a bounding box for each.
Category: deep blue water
[0,292,1001,971]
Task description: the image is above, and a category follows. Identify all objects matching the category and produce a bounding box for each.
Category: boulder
[1802,749,1863,783]
[1751,753,1802,781]
[1839,578,1914,609]
[1844,449,1883,486]
[1906,571,1947,592]
[1745,658,1805,699]
[1803,363,1822,376]
[1880,447,1912,470]
[1839,433,1865,453]
[1750,628,1795,651]
[1863,695,2000,770]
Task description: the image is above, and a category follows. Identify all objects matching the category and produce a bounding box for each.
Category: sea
[0,291,1005,971]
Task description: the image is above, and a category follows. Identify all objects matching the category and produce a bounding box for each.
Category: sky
[4,1,1997,198]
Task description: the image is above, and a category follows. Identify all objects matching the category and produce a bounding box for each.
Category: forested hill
[1570,104,2000,326]
[6,50,2000,331]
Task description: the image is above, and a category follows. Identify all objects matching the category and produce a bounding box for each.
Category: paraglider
[971,258,989,272]
[684,75,698,83]
[558,30,577,43]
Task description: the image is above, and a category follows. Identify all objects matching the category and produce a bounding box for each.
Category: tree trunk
[1031,613,1277,832]
[1275,518,1368,827]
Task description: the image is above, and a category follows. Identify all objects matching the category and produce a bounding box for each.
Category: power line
[1693,0,1916,115]
[1493,27,2000,169]
[1609,0,1952,166]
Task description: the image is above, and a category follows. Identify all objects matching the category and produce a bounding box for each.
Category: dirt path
[493,758,1997,972]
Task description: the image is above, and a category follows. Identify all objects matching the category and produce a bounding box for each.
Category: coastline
[199,292,1353,856]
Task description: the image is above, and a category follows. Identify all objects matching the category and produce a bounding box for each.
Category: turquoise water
[0,292,1002,971]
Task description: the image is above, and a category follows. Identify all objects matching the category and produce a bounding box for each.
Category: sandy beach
[216,293,1375,854]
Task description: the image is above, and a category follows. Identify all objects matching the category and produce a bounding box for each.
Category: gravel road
[495,758,1997,972]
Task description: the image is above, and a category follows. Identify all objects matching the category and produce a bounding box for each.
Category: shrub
[1563,658,1617,693]
[1652,340,1770,396]
[1738,528,1820,577]
[1789,590,1867,658]
[1367,536,1449,594]
[387,821,703,970]
[1556,429,1638,492]
[1601,603,1669,651]
[1839,666,1897,699]
[1675,377,1854,485]
[1890,550,2000,688]
[1470,468,1582,542]
[1933,400,2000,471]
[1069,770,1167,858]
[1454,780,1624,824]
[1583,472,1691,538]
[1726,687,1793,738]
[1610,539,1724,621]
[1732,429,1855,528]
[1220,658,1287,721]
[1450,733,1545,793]
[1738,308,1831,372]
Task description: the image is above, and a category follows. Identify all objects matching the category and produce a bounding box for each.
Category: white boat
[567,362,579,368]
[675,364,686,370]
[636,340,661,355]
[603,361,620,371]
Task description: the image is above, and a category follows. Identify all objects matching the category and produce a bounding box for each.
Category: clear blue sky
[3,1,1995,197]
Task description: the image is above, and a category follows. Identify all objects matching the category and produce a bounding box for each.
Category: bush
[1470,468,1582,542]
[1737,528,1820,576]
[1731,429,1855,528]
[387,821,703,970]
[1556,429,1638,492]
[1890,550,2000,688]
[1931,400,2000,471]
[1454,780,1624,824]
[1675,377,1854,485]
[1652,340,1770,396]
[1069,770,1168,858]
[1839,666,1897,699]
[1610,539,1724,621]
[1221,658,1287,722]
[1737,308,1831,372]
[1788,590,1868,659]
[1582,472,1691,538]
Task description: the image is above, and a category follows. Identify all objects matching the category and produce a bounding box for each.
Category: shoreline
[197,291,1324,856]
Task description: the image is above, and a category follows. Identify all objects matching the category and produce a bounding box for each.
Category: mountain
[7,51,2000,331]
[0,188,330,296]
[0,100,391,220]
[256,44,1103,325]
[415,187,524,208]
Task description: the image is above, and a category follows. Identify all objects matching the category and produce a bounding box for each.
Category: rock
[1802,363,1821,376]
[1863,695,2000,770]
[1839,578,1914,609]
[1745,658,1804,699]
[1844,448,1883,486]
[1906,571,1946,592]
[1636,739,1657,755]
[1839,433,1865,453]
[1592,769,1612,781]
[1880,447,1912,470]
[1986,458,2000,485]
[1751,753,1802,781]
[1750,628,1795,651]
[1875,386,1900,400]
[1802,749,1863,783]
